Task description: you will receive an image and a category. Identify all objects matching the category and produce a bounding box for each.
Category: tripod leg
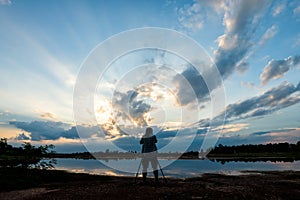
[157,161,167,183]
[135,159,142,183]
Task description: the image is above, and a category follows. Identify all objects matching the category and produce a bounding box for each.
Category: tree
[0,138,56,169]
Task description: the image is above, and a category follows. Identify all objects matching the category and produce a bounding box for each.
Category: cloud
[112,136,140,151]
[247,109,272,118]
[236,62,249,74]
[130,100,151,123]
[272,2,286,17]
[248,128,300,144]
[260,55,300,85]
[215,123,248,135]
[293,34,300,48]
[110,127,209,152]
[178,1,204,31]
[223,81,300,120]
[15,133,30,140]
[217,128,300,146]
[0,110,38,122]
[10,121,72,141]
[63,125,108,139]
[173,66,210,106]
[40,112,55,119]
[10,120,109,141]
[156,130,178,139]
[177,0,228,32]
[293,5,300,15]
[259,25,278,46]
[0,0,11,5]
[52,143,88,153]
[214,0,270,79]
[241,81,255,89]
[112,90,152,127]
[155,128,207,140]
[175,1,270,106]
[96,76,183,138]
[252,128,297,136]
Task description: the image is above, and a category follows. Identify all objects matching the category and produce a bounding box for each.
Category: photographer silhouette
[140,127,159,183]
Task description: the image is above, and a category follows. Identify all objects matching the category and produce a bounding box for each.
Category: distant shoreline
[46,153,300,162]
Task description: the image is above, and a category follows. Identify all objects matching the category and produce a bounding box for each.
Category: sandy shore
[0,169,299,199]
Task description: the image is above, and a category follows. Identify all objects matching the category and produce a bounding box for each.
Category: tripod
[135,158,167,183]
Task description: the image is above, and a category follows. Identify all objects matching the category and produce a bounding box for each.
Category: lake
[53,158,300,178]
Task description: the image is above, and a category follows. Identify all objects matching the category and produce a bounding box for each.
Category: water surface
[54,158,300,178]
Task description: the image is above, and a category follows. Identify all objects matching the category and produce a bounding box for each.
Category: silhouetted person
[140,127,159,183]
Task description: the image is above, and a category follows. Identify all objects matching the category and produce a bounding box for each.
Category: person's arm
[140,137,144,144]
[154,135,157,143]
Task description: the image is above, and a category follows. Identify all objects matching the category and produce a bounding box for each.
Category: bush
[0,138,56,169]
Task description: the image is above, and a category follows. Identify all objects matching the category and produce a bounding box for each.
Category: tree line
[0,138,56,169]
[209,141,300,155]
[1,137,300,166]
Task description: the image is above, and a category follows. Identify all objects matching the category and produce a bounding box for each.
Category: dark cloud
[64,125,114,139]
[0,110,36,122]
[10,121,68,141]
[40,112,55,119]
[217,129,300,147]
[10,121,107,141]
[61,126,80,139]
[260,55,300,85]
[111,127,209,152]
[236,62,249,74]
[248,109,272,118]
[129,100,151,124]
[111,135,172,152]
[175,1,270,106]
[156,130,177,139]
[15,133,30,140]
[275,96,300,110]
[223,81,300,120]
[53,143,88,153]
[215,38,250,78]
[173,66,210,106]
[112,90,151,127]
[112,136,140,152]
[11,120,299,152]
[252,128,296,136]
[251,131,271,136]
[214,0,270,79]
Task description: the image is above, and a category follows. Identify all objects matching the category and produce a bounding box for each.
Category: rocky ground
[0,169,299,199]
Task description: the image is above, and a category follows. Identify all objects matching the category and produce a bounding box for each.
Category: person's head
[145,127,153,136]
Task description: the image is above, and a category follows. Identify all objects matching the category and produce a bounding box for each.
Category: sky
[0,0,300,153]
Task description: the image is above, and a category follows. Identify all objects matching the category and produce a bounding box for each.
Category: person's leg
[150,156,159,182]
[142,157,149,183]
[153,169,159,183]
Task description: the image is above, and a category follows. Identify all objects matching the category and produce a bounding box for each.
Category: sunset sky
[0,0,299,153]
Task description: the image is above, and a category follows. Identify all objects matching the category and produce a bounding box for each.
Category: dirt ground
[0,170,299,200]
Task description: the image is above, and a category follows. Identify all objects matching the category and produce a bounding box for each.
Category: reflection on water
[56,167,125,177]
[54,158,300,178]
[210,157,298,164]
